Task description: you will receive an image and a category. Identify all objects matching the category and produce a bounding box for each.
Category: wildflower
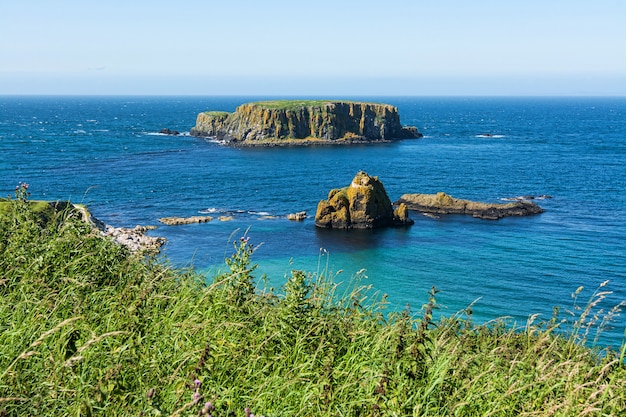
[201,402,215,415]
[244,407,252,417]
[194,378,202,389]
[240,236,250,243]
[192,391,203,405]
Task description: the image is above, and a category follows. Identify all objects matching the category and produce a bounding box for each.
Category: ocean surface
[1,96,625,348]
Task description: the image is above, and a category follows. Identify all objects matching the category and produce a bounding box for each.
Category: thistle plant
[14,182,30,201]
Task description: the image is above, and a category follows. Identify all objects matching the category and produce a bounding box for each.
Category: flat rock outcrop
[315,172,414,229]
[158,216,213,225]
[190,100,422,146]
[395,192,544,220]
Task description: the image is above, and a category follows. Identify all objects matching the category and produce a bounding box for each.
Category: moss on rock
[315,172,414,229]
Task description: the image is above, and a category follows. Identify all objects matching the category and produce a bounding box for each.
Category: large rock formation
[315,172,414,229]
[190,100,422,146]
[395,192,544,220]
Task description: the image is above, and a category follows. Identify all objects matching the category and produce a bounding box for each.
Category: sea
[1,96,625,349]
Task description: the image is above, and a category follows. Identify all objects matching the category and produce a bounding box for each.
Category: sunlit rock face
[315,171,414,229]
[190,100,422,145]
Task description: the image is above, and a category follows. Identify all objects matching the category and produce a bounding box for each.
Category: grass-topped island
[190,100,422,146]
[1,184,625,416]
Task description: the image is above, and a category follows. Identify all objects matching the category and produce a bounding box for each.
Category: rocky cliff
[395,192,544,220]
[315,172,414,229]
[190,100,422,145]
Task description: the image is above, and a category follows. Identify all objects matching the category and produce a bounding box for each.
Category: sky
[1,0,625,96]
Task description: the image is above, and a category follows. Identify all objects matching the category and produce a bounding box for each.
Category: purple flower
[194,378,202,389]
[202,402,215,415]
[192,391,202,404]
[244,407,252,417]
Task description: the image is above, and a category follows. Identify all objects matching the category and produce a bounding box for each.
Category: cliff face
[315,171,414,229]
[190,101,422,145]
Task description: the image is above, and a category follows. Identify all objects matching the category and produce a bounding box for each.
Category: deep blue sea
[1,96,625,348]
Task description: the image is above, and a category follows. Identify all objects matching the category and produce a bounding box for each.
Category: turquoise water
[1,96,624,347]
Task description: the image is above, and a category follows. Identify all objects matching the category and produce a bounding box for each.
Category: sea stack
[315,171,414,229]
[190,100,422,146]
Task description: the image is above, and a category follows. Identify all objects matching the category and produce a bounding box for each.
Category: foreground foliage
[1,188,625,416]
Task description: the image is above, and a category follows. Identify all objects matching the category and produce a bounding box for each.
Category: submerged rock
[315,172,414,229]
[395,192,544,220]
[190,100,422,146]
[159,128,180,136]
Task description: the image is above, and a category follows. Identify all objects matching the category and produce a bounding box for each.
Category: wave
[144,131,191,137]
[476,134,505,138]
[201,137,228,145]
[500,195,553,202]
[198,208,276,218]
[199,207,225,214]
[248,211,271,216]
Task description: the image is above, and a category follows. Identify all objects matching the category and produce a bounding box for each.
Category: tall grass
[1,187,625,416]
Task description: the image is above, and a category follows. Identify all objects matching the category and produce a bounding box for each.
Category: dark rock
[315,172,414,229]
[159,128,180,136]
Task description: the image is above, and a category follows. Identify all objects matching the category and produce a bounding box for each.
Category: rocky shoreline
[99,224,165,253]
[394,192,544,220]
[77,207,165,254]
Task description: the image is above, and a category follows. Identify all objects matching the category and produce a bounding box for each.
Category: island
[190,100,422,146]
[394,192,544,220]
[315,171,414,229]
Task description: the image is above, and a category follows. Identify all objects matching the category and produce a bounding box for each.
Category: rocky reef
[395,192,544,220]
[190,100,422,146]
[315,172,413,229]
[158,215,214,226]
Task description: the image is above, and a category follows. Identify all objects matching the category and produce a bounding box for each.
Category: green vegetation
[202,111,231,118]
[252,100,336,110]
[251,100,378,111]
[1,184,625,416]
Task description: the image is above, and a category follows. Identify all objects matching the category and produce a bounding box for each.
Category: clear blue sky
[1,0,624,95]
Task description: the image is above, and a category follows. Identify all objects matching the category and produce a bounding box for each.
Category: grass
[1,187,625,416]
[249,100,380,111]
[202,111,231,118]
